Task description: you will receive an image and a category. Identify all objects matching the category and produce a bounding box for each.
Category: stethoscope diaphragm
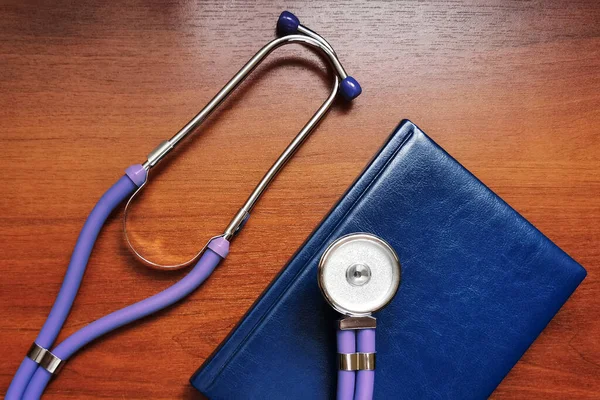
[318,233,401,316]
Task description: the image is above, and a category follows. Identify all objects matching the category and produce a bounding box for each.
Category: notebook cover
[190,120,586,399]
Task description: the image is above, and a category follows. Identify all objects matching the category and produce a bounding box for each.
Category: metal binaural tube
[297,25,337,56]
[222,75,339,240]
[142,34,347,170]
[125,17,361,268]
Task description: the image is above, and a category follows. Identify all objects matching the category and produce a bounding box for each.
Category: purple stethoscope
[7,11,362,399]
[319,233,402,400]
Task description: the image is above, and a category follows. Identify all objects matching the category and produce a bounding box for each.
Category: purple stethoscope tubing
[6,172,142,399]
[23,237,227,398]
[355,329,376,400]
[7,167,230,399]
[337,329,376,400]
[337,330,356,400]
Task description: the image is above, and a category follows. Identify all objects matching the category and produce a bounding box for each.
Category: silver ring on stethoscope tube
[27,343,64,374]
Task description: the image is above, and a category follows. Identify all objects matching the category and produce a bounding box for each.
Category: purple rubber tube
[6,358,39,400]
[337,329,356,400]
[22,238,229,399]
[6,169,144,400]
[355,329,376,400]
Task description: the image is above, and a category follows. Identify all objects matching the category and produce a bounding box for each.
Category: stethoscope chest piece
[318,233,401,316]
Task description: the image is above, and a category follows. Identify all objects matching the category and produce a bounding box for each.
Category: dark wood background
[1,1,598,398]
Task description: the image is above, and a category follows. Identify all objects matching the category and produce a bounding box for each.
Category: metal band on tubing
[26,342,48,364]
[27,342,64,374]
[338,352,376,371]
[40,350,64,375]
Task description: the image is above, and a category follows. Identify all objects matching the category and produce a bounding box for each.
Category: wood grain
[1,1,599,398]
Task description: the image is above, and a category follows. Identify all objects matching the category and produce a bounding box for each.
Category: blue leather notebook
[190,120,586,399]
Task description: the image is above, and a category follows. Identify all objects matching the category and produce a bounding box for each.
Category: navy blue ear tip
[340,76,362,101]
[277,11,300,36]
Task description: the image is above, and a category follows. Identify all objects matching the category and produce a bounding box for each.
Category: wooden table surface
[1,1,599,399]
